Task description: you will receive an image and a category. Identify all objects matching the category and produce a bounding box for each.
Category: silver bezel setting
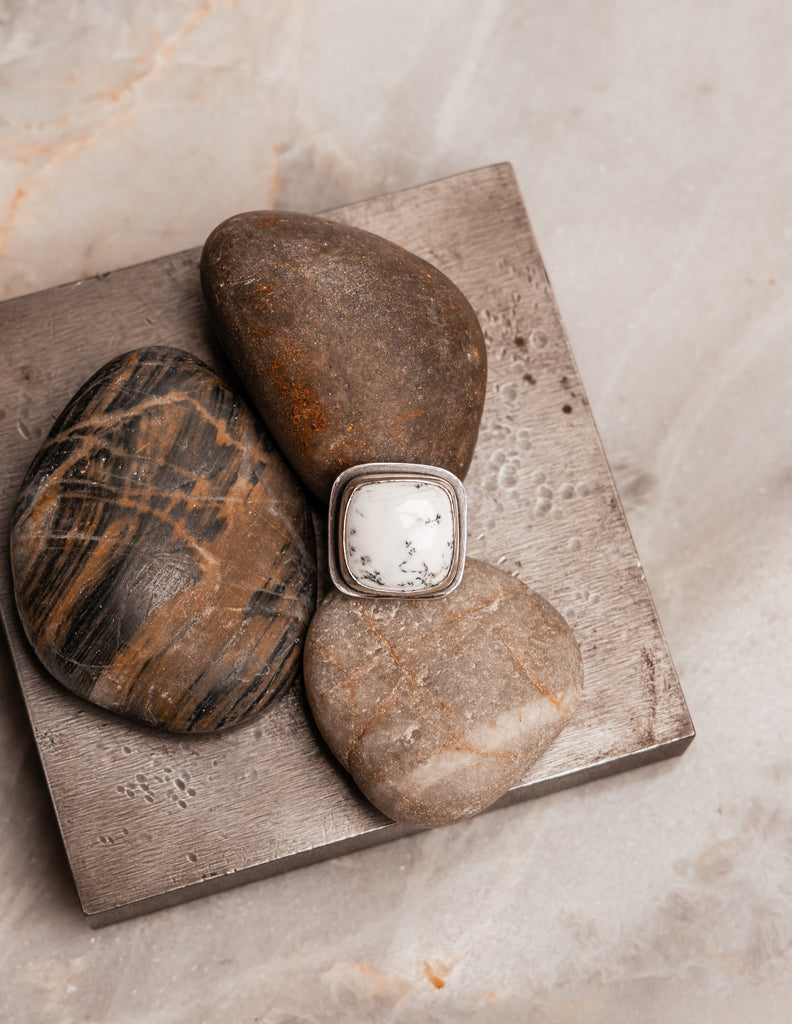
[327,462,467,599]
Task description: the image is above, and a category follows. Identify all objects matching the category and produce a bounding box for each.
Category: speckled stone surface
[10,346,316,732]
[304,559,583,827]
[200,211,487,502]
[342,478,458,595]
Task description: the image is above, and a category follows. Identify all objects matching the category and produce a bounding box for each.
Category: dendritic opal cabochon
[342,478,456,594]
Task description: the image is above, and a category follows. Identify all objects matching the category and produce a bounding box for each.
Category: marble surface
[1,1,790,1021]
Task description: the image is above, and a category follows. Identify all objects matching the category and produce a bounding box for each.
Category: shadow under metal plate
[0,164,694,926]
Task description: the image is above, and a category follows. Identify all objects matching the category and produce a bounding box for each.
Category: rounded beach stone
[200,210,487,503]
[303,559,583,827]
[11,346,317,733]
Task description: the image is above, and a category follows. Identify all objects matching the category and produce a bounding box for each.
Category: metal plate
[0,164,694,926]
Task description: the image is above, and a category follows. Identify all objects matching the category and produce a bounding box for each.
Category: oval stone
[303,559,583,828]
[200,211,487,503]
[11,346,317,733]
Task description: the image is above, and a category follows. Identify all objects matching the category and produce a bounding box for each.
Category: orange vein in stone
[64,392,247,453]
[460,745,517,758]
[358,604,421,685]
[496,629,570,713]
[344,685,402,764]
[342,606,464,760]
[319,648,386,703]
[434,587,524,631]
[357,605,466,724]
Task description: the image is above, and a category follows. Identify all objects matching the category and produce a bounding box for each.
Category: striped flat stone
[10,346,316,732]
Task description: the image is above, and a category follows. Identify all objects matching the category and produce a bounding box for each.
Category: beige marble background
[1,1,790,1021]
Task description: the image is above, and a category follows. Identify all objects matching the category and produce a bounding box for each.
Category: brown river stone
[200,210,487,503]
[303,559,583,827]
[11,346,316,732]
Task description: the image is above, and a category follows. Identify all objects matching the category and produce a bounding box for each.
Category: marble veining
[1,1,791,1021]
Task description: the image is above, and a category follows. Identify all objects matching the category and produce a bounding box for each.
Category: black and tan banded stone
[10,346,317,733]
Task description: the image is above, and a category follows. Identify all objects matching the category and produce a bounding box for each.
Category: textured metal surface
[0,164,694,926]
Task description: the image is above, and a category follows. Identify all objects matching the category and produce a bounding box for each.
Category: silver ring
[327,462,467,599]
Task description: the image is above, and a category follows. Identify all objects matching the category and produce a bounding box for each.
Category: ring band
[327,462,467,599]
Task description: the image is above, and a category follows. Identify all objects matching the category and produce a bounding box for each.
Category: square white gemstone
[342,478,457,594]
